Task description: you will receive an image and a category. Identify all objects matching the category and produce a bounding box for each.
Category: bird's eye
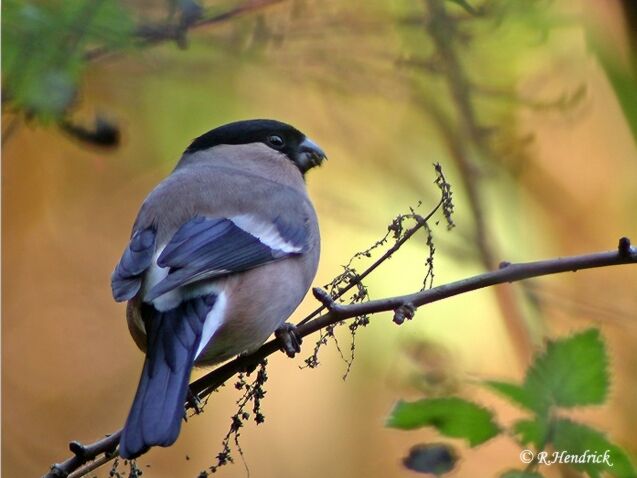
[267,135,285,148]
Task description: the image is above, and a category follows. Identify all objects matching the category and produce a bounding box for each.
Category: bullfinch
[111,119,325,459]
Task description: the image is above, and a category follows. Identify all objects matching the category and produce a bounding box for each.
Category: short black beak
[297,137,327,173]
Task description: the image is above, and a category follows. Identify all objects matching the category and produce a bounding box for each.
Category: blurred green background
[3,0,637,477]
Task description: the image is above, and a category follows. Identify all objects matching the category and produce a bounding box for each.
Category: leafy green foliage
[552,419,636,478]
[523,329,608,412]
[486,330,608,414]
[389,329,635,478]
[387,397,500,446]
[484,380,534,411]
[512,418,549,449]
[2,0,133,122]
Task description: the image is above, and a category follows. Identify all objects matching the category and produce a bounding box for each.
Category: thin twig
[85,0,285,62]
[297,200,442,327]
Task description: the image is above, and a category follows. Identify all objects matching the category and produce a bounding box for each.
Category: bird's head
[184,119,327,175]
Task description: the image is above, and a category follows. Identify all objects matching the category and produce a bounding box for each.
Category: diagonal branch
[85,0,285,62]
[43,237,637,478]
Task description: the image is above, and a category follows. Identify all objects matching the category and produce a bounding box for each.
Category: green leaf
[552,418,636,478]
[386,397,500,447]
[484,380,534,410]
[512,418,549,449]
[523,329,608,412]
[501,471,544,478]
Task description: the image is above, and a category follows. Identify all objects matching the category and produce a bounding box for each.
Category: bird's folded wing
[146,215,308,301]
[112,226,157,302]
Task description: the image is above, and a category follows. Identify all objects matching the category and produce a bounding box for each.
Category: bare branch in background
[60,116,120,148]
[421,0,535,366]
[85,0,285,62]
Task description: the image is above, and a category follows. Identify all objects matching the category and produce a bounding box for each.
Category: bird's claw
[275,323,302,358]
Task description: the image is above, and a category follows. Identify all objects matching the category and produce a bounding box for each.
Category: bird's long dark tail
[119,294,217,459]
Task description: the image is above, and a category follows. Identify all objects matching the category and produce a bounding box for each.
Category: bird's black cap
[185,119,326,173]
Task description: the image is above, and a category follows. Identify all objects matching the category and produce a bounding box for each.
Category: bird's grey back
[132,144,318,246]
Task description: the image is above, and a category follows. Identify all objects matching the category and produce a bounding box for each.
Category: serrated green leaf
[484,380,534,410]
[523,329,608,412]
[512,418,549,449]
[552,418,636,478]
[501,471,544,478]
[386,397,500,447]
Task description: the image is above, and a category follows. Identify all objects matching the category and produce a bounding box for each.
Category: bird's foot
[275,323,302,358]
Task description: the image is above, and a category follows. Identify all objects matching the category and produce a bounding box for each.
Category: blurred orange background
[3,0,637,477]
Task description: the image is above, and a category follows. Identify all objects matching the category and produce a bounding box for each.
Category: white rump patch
[231,214,302,253]
[196,291,227,358]
[142,246,182,311]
